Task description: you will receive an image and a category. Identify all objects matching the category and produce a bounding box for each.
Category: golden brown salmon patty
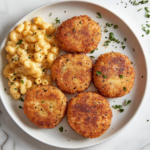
[93,52,135,98]
[51,53,92,94]
[56,15,101,53]
[67,92,112,138]
[24,85,67,128]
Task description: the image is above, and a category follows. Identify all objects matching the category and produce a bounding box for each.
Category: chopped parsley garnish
[42,69,45,72]
[59,126,63,132]
[146,30,150,34]
[64,11,66,13]
[103,75,107,78]
[79,21,82,24]
[106,23,113,27]
[90,50,95,53]
[4,88,6,91]
[73,28,75,31]
[119,109,124,113]
[45,34,51,38]
[96,48,98,50]
[90,56,95,58]
[11,82,14,85]
[55,17,60,24]
[133,48,135,52]
[43,88,47,92]
[19,98,24,102]
[145,7,149,12]
[103,40,111,46]
[124,38,127,41]
[104,29,108,32]
[19,106,23,109]
[138,8,142,11]
[146,24,150,27]
[21,80,24,84]
[28,56,31,59]
[147,120,149,122]
[13,73,17,75]
[113,105,122,109]
[133,0,148,5]
[97,12,102,18]
[96,71,102,75]
[123,87,127,91]
[41,101,44,103]
[125,99,131,105]
[49,12,52,16]
[122,46,126,49]
[121,42,124,45]
[108,32,120,43]
[14,88,19,91]
[142,34,144,37]
[16,39,23,45]
[114,25,118,29]
[119,75,123,79]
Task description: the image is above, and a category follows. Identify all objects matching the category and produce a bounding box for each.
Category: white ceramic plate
[0,0,148,149]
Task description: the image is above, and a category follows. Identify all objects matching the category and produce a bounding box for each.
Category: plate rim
[0,0,148,149]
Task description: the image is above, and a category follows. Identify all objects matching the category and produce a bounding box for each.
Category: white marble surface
[0,0,150,149]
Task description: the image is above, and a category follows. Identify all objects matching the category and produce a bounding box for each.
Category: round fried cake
[24,85,67,128]
[56,15,101,53]
[67,92,112,138]
[93,52,135,98]
[51,53,92,94]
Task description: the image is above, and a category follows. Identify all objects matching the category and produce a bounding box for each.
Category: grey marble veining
[0,0,150,150]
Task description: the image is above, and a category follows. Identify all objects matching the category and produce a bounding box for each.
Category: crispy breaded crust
[51,53,92,94]
[67,92,112,138]
[93,52,135,98]
[56,15,101,53]
[24,85,67,128]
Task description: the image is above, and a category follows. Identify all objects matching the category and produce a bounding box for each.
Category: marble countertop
[0,0,150,150]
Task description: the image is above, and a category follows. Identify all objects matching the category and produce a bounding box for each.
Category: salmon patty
[67,92,112,138]
[56,15,101,53]
[24,85,67,128]
[51,53,92,94]
[93,52,135,98]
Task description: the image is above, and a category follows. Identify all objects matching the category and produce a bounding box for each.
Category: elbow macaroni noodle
[3,17,59,99]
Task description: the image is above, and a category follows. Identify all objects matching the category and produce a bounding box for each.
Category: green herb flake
[4,88,6,91]
[96,71,102,75]
[124,38,127,41]
[19,98,24,102]
[64,11,66,13]
[42,69,45,72]
[121,42,124,45]
[106,23,113,27]
[11,82,14,85]
[112,105,122,109]
[21,80,24,84]
[133,48,135,52]
[16,39,23,45]
[146,24,150,27]
[41,101,44,103]
[90,50,95,54]
[73,28,75,31]
[14,88,19,91]
[138,8,143,11]
[97,12,102,18]
[125,99,131,105]
[59,126,63,132]
[90,56,95,58]
[96,48,98,50]
[104,29,108,32]
[146,30,150,34]
[49,12,52,16]
[122,46,126,49]
[114,25,118,29]
[55,17,60,24]
[147,120,149,122]
[123,87,127,91]
[142,34,144,37]
[65,130,67,132]
[103,75,107,78]
[13,73,17,75]
[145,7,149,12]
[19,106,23,109]
[119,109,124,113]
[119,75,123,79]
[43,88,47,91]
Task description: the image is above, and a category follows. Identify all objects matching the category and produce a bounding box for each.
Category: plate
[0,0,148,149]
